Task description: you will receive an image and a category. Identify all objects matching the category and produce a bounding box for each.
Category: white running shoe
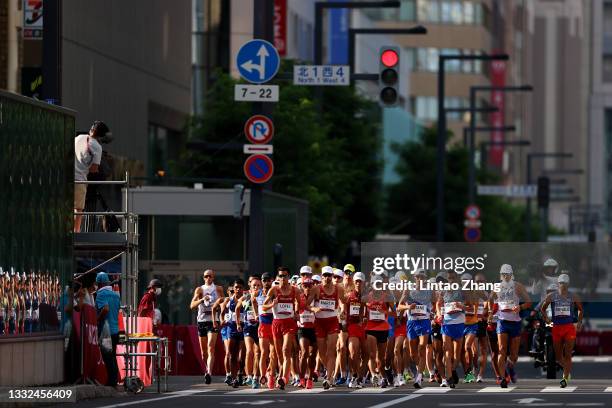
[441,379,448,387]
[393,375,400,387]
[476,375,483,383]
[398,375,406,386]
[348,378,354,388]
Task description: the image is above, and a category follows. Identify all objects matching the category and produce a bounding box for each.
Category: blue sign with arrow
[237,39,280,84]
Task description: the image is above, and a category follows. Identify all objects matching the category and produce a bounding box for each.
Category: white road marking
[566,404,604,406]
[604,387,612,392]
[94,389,207,407]
[478,386,516,393]
[414,387,452,393]
[351,387,390,393]
[364,394,422,408]
[540,386,576,393]
[227,389,270,394]
[290,388,325,394]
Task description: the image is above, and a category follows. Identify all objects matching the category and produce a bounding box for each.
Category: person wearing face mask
[138,279,163,323]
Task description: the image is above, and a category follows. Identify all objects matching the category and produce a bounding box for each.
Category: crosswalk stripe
[226,388,269,394]
[477,386,516,393]
[290,388,326,394]
[414,387,451,393]
[604,387,612,392]
[351,387,390,393]
[540,386,576,393]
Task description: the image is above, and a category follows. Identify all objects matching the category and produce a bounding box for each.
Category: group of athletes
[190,260,583,391]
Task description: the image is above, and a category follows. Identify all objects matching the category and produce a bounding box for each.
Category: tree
[385,126,543,242]
[174,67,383,258]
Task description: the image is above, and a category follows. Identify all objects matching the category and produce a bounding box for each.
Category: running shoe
[225,375,232,386]
[322,379,330,390]
[204,373,212,385]
[245,377,253,386]
[335,377,346,386]
[293,377,301,387]
[434,371,442,384]
[299,378,306,388]
[560,378,567,388]
[398,375,406,386]
[385,368,394,385]
[261,375,267,385]
[452,370,459,385]
[429,373,436,383]
[507,364,517,383]
[440,379,448,387]
[252,379,260,389]
[504,370,511,385]
[312,371,319,382]
[348,377,354,388]
[449,378,456,389]
[372,375,379,387]
[404,369,414,381]
[232,378,240,388]
[500,377,508,389]
[496,376,501,385]
[306,379,313,389]
[414,373,423,389]
[476,375,483,383]
[277,377,286,390]
[380,377,388,388]
[393,375,400,387]
[267,375,275,390]
[464,372,475,384]
[355,378,363,389]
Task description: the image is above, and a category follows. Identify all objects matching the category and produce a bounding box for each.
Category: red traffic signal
[379,46,400,107]
[381,49,399,67]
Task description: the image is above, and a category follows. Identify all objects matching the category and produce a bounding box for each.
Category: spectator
[95,272,120,387]
[74,121,110,233]
[137,279,163,323]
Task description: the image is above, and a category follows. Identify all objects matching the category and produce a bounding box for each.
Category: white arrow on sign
[240,45,269,81]
[513,398,545,404]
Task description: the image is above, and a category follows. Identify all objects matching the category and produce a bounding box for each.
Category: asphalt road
[65,361,612,408]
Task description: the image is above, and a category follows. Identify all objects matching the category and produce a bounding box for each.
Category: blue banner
[328,0,349,64]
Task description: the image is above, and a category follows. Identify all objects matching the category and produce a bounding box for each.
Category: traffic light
[379,46,400,107]
[233,184,245,219]
[537,176,550,208]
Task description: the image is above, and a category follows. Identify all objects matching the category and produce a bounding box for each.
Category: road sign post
[464,204,481,242]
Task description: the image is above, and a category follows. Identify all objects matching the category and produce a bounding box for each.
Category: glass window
[427,48,439,72]
[443,48,461,72]
[462,49,473,73]
[474,2,483,24]
[427,0,440,22]
[405,48,416,70]
[451,1,463,24]
[473,50,483,74]
[604,56,612,83]
[399,0,417,21]
[441,0,452,22]
[464,1,475,24]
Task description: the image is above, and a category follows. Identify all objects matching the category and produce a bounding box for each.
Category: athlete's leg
[562,338,575,379]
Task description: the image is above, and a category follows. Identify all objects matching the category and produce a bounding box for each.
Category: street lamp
[314,1,400,64]
[436,53,509,242]
[468,85,533,205]
[526,152,573,241]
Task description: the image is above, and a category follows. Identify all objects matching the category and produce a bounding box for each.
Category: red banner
[274,0,287,56]
[72,304,108,385]
[489,52,506,167]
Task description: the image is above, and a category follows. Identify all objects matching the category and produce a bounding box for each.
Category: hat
[148,278,162,288]
[321,266,334,276]
[290,275,299,284]
[558,274,570,284]
[500,264,514,275]
[343,264,356,274]
[261,272,272,280]
[461,273,473,281]
[96,272,110,284]
[396,271,409,281]
[301,277,313,286]
[333,269,344,278]
[435,271,447,283]
[428,277,436,284]
[543,258,558,267]
[312,275,322,282]
[414,269,426,277]
[371,274,383,283]
[300,265,312,275]
[353,272,365,282]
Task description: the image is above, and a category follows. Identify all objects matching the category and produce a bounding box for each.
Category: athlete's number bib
[369,310,385,321]
[411,304,427,316]
[349,304,361,316]
[203,295,211,307]
[32,309,39,320]
[276,302,294,315]
[477,304,485,316]
[498,301,516,312]
[26,309,32,319]
[554,305,571,316]
[445,302,463,314]
[300,311,315,324]
[246,310,257,322]
[319,299,336,311]
[224,312,232,322]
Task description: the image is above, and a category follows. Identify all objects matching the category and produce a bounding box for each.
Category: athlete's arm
[539,293,553,324]
[573,293,584,330]
[262,287,277,311]
[189,287,204,310]
[516,282,533,311]
[235,297,244,328]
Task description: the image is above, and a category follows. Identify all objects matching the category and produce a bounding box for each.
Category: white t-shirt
[74,134,102,181]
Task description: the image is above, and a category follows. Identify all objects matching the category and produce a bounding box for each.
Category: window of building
[413,96,470,121]
[464,1,475,24]
[440,0,452,22]
[604,56,612,83]
[399,0,417,20]
[411,47,483,73]
[450,1,463,24]
[368,0,482,25]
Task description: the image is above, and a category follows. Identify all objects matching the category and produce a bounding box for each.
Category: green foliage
[385,126,544,242]
[177,67,383,258]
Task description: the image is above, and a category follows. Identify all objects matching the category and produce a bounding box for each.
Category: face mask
[155,287,162,296]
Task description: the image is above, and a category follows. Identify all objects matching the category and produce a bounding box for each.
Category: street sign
[464,228,481,242]
[244,115,274,144]
[244,144,273,154]
[477,184,537,198]
[244,154,274,184]
[464,204,481,220]
[234,84,279,102]
[293,65,350,86]
[464,219,482,228]
[236,39,280,84]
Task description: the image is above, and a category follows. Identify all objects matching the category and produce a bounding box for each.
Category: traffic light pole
[249,0,274,277]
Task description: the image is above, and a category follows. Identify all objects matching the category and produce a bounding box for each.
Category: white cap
[333,268,344,278]
[371,274,383,283]
[500,264,514,275]
[396,271,408,281]
[312,274,322,282]
[321,266,334,275]
[353,272,365,282]
[558,274,570,284]
[544,258,558,267]
[461,273,473,281]
[300,265,312,274]
[290,275,299,283]
[414,269,426,277]
[428,277,436,284]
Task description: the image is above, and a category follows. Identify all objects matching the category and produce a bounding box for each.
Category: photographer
[74,121,110,232]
